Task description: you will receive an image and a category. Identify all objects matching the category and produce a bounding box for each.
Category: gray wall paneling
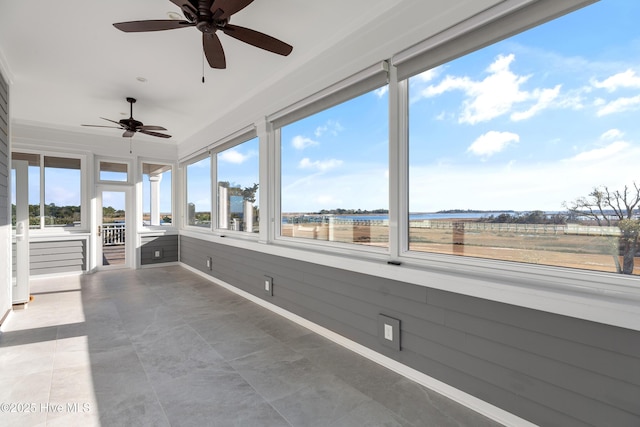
[180,235,640,427]
[140,234,178,265]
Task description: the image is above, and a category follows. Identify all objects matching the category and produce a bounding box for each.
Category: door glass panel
[101,191,126,266]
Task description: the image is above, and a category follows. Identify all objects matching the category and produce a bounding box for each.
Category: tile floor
[0,266,502,426]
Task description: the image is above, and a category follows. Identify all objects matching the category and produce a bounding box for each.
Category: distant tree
[564,183,640,274]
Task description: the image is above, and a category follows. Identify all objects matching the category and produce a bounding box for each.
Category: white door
[11,159,29,303]
[97,187,130,269]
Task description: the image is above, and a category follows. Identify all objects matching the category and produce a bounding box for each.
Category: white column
[149,174,162,225]
[244,200,253,232]
[218,186,228,229]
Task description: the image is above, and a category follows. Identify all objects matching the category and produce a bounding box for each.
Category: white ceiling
[0,0,501,152]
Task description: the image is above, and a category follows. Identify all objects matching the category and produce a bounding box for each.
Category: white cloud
[374,86,388,98]
[567,141,629,162]
[298,157,343,171]
[314,120,344,138]
[592,69,640,92]
[414,68,441,83]
[292,135,319,150]
[218,149,252,164]
[596,94,640,116]
[417,54,560,124]
[510,85,561,121]
[600,129,624,141]
[467,131,520,157]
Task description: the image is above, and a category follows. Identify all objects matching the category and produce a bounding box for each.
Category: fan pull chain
[129,138,132,154]
[202,51,205,83]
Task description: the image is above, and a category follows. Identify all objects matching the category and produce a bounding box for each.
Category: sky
[280,0,640,213]
[13,1,640,216]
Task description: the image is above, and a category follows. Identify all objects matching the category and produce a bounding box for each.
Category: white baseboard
[180,263,535,427]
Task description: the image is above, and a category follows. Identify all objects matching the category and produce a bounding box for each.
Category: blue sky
[281,0,640,213]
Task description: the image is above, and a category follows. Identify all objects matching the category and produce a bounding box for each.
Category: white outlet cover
[384,324,393,341]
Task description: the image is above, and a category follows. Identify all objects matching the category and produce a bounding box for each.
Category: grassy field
[282,220,639,275]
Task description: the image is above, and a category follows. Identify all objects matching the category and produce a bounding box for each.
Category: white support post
[149,174,162,225]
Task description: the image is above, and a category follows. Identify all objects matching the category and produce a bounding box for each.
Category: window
[278,83,389,247]
[12,152,82,229]
[11,152,40,228]
[99,161,128,182]
[406,0,640,275]
[186,156,211,228]
[216,137,259,233]
[142,163,172,226]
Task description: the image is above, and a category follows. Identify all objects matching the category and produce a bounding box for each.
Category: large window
[407,1,640,275]
[186,156,211,228]
[279,85,389,247]
[142,163,172,226]
[216,137,259,233]
[12,152,82,229]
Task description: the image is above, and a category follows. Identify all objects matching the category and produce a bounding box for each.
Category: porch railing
[103,223,125,246]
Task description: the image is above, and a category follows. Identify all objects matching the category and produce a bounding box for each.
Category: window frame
[270,62,392,253]
[11,150,87,233]
[212,129,260,239]
[182,152,213,231]
[96,158,132,185]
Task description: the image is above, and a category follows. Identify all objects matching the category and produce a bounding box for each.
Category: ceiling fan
[112,0,293,69]
[82,97,171,139]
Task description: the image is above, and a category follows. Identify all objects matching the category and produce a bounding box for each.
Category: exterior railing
[103,223,125,245]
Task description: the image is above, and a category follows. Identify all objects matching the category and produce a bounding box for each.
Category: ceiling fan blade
[123,130,135,138]
[99,117,123,126]
[211,0,254,20]
[139,125,167,131]
[139,130,172,139]
[113,20,194,32]
[81,124,121,129]
[203,33,226,69]
[220,25,292,56]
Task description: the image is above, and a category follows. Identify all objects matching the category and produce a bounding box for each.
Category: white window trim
[12,149,88,233]
[212,130,259,238]
[96,157,133,185]
[181,152,213,232]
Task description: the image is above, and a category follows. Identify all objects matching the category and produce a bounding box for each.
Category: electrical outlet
[264,275,273,296]
[384,324,393,341]
[153,249,163,260]
[378,314,400,351]
[206,257,212,270]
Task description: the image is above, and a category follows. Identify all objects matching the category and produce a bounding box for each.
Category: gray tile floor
[0,266,502,427]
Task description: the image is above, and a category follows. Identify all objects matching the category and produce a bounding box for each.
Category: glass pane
[101,191,126,266]
[408,1,640,275]
[44,156,81,227]
[281,86,389,247]
[217,137,259,233]
[142,163,172,226]
[186,156,211,228]
[12,152,41,228]
[100,161,128,182]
